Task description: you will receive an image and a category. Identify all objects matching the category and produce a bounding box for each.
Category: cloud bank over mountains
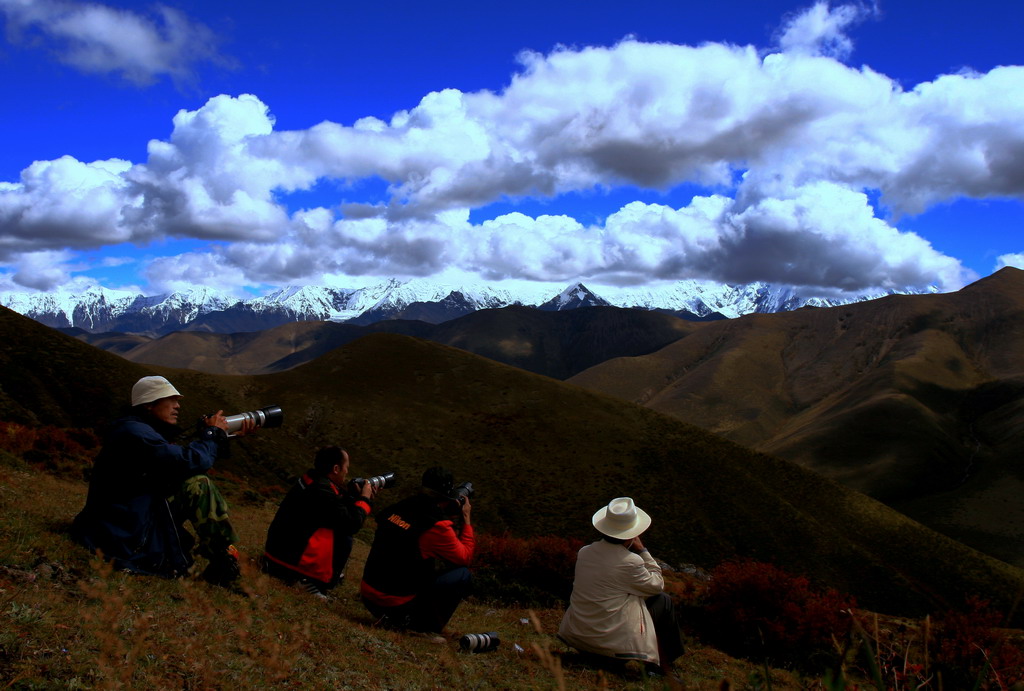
[1,2,1021,296]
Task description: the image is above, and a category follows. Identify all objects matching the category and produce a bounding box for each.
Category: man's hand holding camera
[358,479,377,501]
[203,410,257,436]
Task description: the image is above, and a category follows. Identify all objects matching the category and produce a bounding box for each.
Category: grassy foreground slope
[0,454,847,690]
[1,305,1022,619]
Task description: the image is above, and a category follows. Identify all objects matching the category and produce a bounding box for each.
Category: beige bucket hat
[131,376,182,407]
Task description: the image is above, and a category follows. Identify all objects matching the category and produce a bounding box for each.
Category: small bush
[0,421,37,455]
[473,532,584,606]
[703,558,856,670]
[0,420,99,478]
[931,596,1024,689]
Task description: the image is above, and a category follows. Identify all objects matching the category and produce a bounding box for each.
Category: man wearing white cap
[71,375,252,585]
[558,497,684,676]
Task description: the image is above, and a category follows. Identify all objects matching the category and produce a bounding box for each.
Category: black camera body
[452,481,474,505]
[350,472,397,494]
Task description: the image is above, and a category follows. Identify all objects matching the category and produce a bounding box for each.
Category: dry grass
[3,454,1023,690]
[0,456,805,690]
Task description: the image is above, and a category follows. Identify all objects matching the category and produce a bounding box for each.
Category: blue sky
[0,0,1021,297]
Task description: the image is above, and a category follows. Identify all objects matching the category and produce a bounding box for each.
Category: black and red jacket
[263,470,372,585]
[360,493,475,606]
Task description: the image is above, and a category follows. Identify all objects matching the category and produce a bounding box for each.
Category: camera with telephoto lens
[459,631,500,653]
[222,405,284,437]
[452,481,474,505]
[349,472,397,494]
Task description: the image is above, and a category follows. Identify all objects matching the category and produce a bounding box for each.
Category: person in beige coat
[558,497,684,674]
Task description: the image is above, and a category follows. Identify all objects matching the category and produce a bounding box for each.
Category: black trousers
[262,534,354,594]
[363,566,472,633]
[646,592,685,664]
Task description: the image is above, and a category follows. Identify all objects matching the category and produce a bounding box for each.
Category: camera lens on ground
[459,632,499,653]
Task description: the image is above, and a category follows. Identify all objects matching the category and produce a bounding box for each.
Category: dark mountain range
[2,303,1023,620]
[183,304,318,334]
[59,327,152,356]
[569,267,1024,568]
[424,305,700,380]
[66,305,703,380]
[346,290,481,325]
[81,319,436,376]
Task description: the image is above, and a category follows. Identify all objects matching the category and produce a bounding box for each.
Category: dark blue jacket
[71,413,227,577]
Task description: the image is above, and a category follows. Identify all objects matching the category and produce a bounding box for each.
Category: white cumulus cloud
[144,251,251,295]
[0,0,226,86]
[0,2,1018,295]
[0,155,137,257]
[995,253,1024,271]
[9,249,76,290]
[776,1,872,59]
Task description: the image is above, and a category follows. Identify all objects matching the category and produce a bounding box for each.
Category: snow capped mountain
[347,277,543,320]
[246,285,356,318]
[235,278,541,324]
[0,277,928,335]
[0,286,238,333]
[138,287,238,321]
[539,283,612,311]
[0,285,138,330]
[601,279,914,319]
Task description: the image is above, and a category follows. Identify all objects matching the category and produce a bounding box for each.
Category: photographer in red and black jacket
[263,446,377,598]
[360,467,474,635]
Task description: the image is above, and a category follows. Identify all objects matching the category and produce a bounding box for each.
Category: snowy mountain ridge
[0,278,927,335]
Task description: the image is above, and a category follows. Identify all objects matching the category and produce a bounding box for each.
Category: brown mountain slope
[0,307,153,427]
[64,328,153,355]
[425,305,700,379]
[114,319,435,375]
[569,267,1024,566]
[87,305,698,380]
[1,305,1023,619]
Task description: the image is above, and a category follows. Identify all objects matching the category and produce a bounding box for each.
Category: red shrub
[473,533,584,606]
[931,596,1024,689]
[0,421,99,477]
[0,421,38,455]
[703,558,855,669]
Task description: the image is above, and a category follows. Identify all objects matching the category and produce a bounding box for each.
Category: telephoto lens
[459,631,500,653]
[222,405,283,436]
[350,472,397,493]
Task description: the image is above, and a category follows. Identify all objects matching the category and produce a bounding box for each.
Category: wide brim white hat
[592,497,651,540]
[131,376,182,406]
